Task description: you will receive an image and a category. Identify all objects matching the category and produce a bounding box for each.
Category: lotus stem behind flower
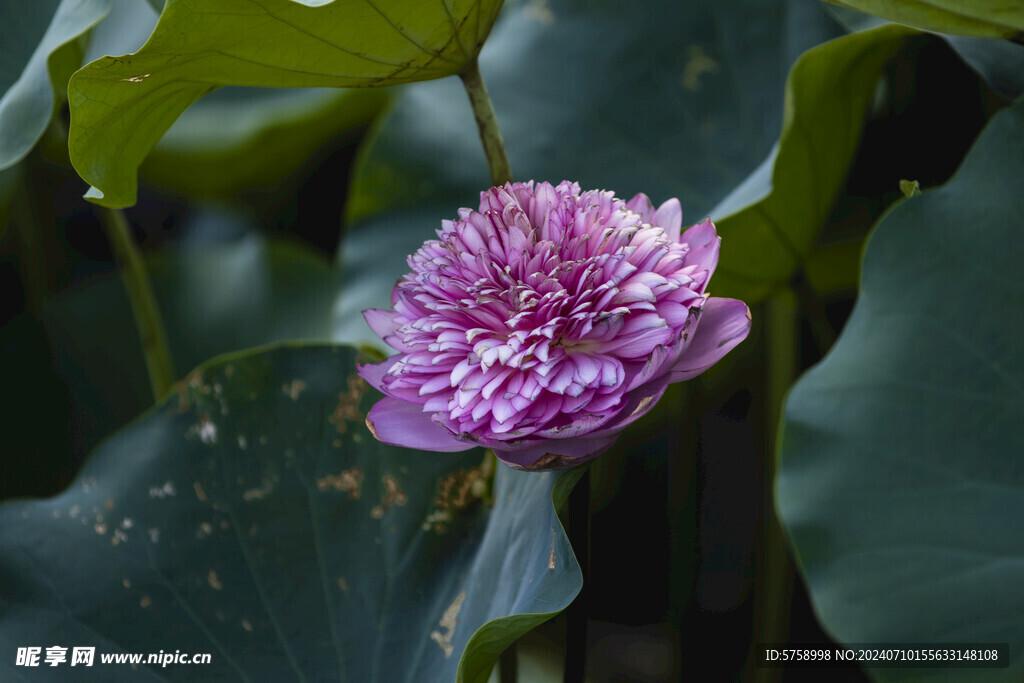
[358,180,751,471]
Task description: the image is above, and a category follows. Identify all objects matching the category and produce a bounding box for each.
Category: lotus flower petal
[670,298,752,381]
[366,397,475,453]
[360,181,750,470]
[363,308,412,352]
[493,434,619,471]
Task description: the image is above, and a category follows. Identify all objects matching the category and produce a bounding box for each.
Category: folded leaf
[0,344,582,681]
[69,0,505,207]
[0,0,110,170]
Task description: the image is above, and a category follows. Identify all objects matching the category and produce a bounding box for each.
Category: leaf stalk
[96,207,176,401]
[459,58,513,186]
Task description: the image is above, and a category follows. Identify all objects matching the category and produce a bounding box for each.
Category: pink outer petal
[585,373,670,439]
[356,357,395,394]
[493,434,618,471]
[681,218,721,287]
[669,298,751,382]
[653,198,683,241]
[622,312,698,393]
[357,356,421,403]
[624,193,655,223]
[365,397,475,453]
[363,309,412,353]
[681,217,717,248]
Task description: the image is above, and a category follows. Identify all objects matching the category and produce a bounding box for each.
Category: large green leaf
[68,0,506,207]
[0,0,110,170]
[0,0,386,201]
[143,86,389,199]
[81,0,388,200]
[824,0,1024,40]
[944,34,1024,101]
[777,96,1024,680]
[0,344,582,681]
[335,0,877,345]
[711,23,915,301]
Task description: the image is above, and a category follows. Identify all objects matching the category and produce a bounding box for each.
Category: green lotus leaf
[0,344,582,682]
[777,96,1024,680]
[0,0,110,170]
[68,0,505,207]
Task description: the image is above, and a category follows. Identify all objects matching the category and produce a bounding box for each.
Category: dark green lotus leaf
[68,0,506,207]
[0,344,582,682]
[336,0,906,342]
[944,35,1024,101]
[44,228,341,462]
[777,96,1024,680]
[345,0,840,223]
[0,0,110,170]
[143,86,389,199]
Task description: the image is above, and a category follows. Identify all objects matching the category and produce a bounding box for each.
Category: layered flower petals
[670,298,752,381]
[359,181,750,470]
[366,397,475,453]
[363,309,412,353]
[493,434,619,471]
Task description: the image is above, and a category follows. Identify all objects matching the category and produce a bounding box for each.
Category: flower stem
[96,207,176,401]
[563,467,590,682]
[793,268,836,357]
[459,58,513,186]
[498,641,517,683]
[746,288,798,681]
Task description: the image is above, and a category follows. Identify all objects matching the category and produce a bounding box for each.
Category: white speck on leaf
[149,481,176,499]
[429,591,466,658]
[200,419,217,445]
[282,379,307,400]
[682,45,720,91]
[243,479,274,501]
[548,528,557,569]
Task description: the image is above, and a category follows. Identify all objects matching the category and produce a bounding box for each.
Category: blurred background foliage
[1,0,1021,679]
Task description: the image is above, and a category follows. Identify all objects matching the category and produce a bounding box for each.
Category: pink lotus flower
[359,181,750,470]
